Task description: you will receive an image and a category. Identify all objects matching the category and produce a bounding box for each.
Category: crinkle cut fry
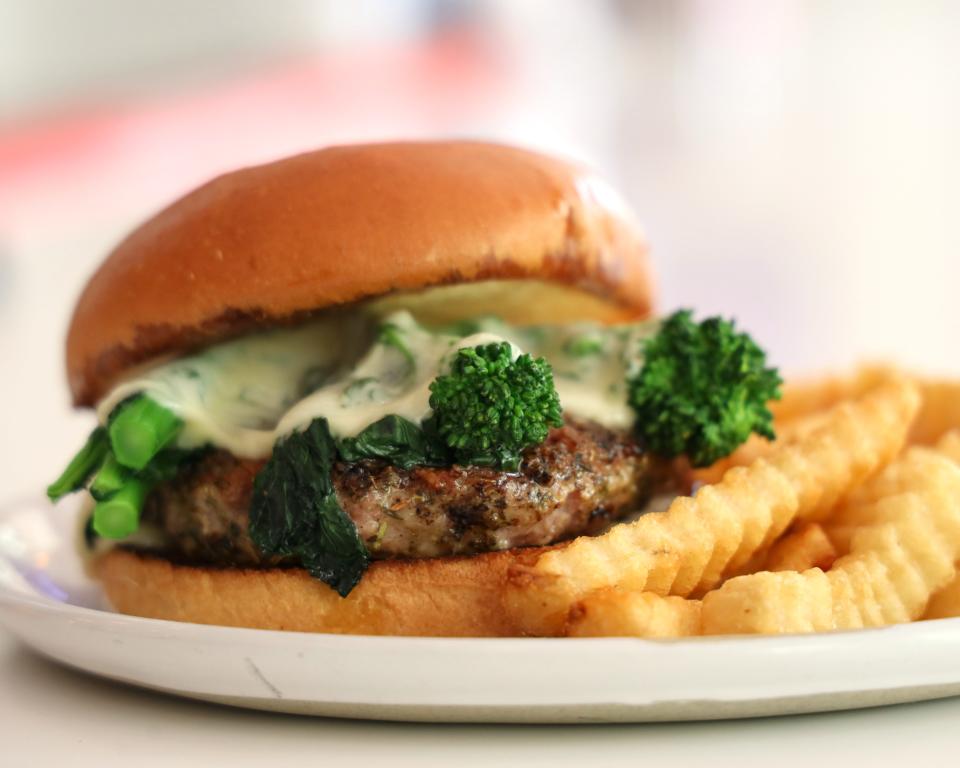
[692,365,896,489]
[701,448,960,634]
[505,377,919,636]
[935,429,960,464]
[827,433,960,555]
[770,365,897,424]
[764,523,837,572]
[772,368,960,446]
[921,430,960,620]
[925,572,960,619]
[562,523,839,636]
[695,367,956,486]
[910,380,960,446]
[564,590,701,638]
[828,433,960,547]
[562,533,836,638]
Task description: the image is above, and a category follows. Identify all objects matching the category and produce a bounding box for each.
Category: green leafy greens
[47,427,110,501]
[377,321,416,374]
[249,418,369,597]
[563,333,605,358]
[336,414,447,469]
[628,309,782,468]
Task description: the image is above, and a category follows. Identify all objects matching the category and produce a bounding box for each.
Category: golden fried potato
[692,408,840,486]
[916,432,960,621]
[935,429,960,464]
[827,434,960,555]
[698,368,960,486]
[564,589,701,638]
[922,431,960,620]
[771,365,898,424]
[505,377,919,636]
[702,568,835,635]
[924,573,960,619]
[910,380,960,445]
[765,523,837,572]
[720,366,960,439]
[701,448,960,634]
[823,524,858,556]
[832,449,960,544]
[691,433,776,487]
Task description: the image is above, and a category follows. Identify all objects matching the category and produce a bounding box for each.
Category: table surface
[1,629,956,767]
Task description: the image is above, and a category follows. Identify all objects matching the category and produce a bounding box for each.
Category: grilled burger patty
[141,418,670,566]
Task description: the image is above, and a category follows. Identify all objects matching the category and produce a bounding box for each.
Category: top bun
[66,141,654,406]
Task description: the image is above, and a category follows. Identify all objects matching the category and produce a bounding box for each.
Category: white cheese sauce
[95,310,657,458]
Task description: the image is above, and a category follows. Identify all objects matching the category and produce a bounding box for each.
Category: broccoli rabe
[250,418,369,597]
[428,342,563,470]
[628,310,781,468]
[48,395,190,540]
[108,395,183,470]
[46,427,109,502]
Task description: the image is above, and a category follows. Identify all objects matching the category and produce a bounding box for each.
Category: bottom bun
[96,547,547,637]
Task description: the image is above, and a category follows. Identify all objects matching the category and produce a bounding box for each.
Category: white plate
[1,495,960,723]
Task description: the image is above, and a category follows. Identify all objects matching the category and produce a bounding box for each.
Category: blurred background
[1,0,958,499]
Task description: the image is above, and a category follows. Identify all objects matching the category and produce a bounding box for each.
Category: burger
[48,141,781,636]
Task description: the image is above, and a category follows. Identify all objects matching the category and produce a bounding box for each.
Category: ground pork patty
[141,418,672,566]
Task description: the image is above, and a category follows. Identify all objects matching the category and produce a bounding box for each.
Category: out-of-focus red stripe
[0,29,510,234]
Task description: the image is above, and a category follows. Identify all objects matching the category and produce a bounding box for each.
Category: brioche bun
[67,141,653,407]
[76,141,656,636]
[96,546,550,637]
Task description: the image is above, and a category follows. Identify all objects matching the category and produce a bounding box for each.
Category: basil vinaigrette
[95,310,660,459]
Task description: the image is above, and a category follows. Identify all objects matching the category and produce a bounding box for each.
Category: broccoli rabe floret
[428,342,563,470]
[628,310,781,467]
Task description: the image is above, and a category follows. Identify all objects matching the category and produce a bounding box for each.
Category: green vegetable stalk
[89,453,130,500]
[628,309,782,467]
[92,478,148,539]
[49,395,191,541]
[108,395,183,470]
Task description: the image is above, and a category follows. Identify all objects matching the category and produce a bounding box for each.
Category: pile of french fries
[504,367,960,637]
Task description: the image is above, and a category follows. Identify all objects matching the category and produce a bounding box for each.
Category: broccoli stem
[108,396,182,470]
[92,478,148,539]
[89,453,130,501]
[46,427,109,501]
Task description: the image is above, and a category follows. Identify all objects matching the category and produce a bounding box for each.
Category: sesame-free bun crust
[97,547,545,637]
[68,141,653,406]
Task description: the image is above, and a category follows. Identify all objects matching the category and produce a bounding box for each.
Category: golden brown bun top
[67,141,653,406]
